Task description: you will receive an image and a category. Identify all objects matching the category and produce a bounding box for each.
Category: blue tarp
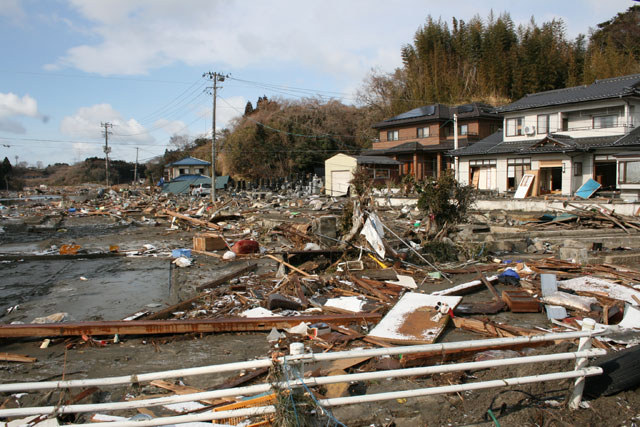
[575,178,601,199]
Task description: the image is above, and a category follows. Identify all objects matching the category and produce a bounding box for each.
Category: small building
[324,153,401,196]
[164,157,211,181]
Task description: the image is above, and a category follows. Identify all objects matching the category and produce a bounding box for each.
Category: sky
[0,0,635,167]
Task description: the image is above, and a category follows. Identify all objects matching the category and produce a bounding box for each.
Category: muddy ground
[1,205,639,426]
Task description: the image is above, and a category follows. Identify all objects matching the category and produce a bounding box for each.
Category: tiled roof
[168,156,211,166]
[497,73,640,113]
[372,102,499,129]
[450,130,624,157]
[613,126,640,146]
[364,141,455,155]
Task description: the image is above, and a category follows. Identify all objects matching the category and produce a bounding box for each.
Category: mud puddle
[1,257,171,323]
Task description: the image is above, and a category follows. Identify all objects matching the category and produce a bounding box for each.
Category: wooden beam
[196,263,256,291]
[265,254,312,277]
[163,209,221,230]
[0,314,382,339]
[0,352,36,363]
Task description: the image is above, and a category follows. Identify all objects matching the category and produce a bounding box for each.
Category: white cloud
[0,0,24,21]
[0,93,38,118]
[49,0,415,83]
[0,92,39,133]
[60,103,155,143]
[153,119,188,135]
[215,96,246,130]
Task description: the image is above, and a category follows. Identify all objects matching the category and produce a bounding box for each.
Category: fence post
[569,318,596,409]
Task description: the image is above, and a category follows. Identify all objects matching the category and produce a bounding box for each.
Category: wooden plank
[163,209,221,230]
[0,314,383,338]
[0,353,36,363]
[265,254,312,277]
[349,275,392,303]
[196,263,256,291]
[150,380,231,406]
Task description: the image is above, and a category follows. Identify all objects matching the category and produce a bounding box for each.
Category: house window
[459,124,468,136]
[574,162,582,176]
[537,114,550,134]
[507,158,531,190]
[417,127,430,138]
[619,160,640,184]
[469,159,497,166]
[387,130,399,141]
[506,117,524,136]
[373,169,390,179]
[179,168,188,175]
[593,115,618,129]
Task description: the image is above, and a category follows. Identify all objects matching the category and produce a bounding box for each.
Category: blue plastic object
[172,248,191,258]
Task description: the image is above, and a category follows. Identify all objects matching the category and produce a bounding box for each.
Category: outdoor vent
[524,125,536,135]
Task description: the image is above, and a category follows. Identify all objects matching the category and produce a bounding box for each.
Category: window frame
[417,127,430,138]
[387,130,399,141]
[506,117,524,137]
[574,162,582,177]
[373,169,390,179]
[537,114,550,135]
[618,160,640,184]
[593,115,618,129]
[459,124,468,136]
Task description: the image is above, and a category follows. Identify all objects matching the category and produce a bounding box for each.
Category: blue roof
[168,157,211,167]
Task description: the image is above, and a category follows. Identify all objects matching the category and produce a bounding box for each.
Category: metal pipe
[320,367,603,407]
[59,367,603,427]
[0,349,605,418]
[0,329,604,393]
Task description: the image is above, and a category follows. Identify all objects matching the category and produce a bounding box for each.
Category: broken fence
[0,323,605,425]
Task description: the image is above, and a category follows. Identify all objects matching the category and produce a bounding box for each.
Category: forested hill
[358,6,640,118]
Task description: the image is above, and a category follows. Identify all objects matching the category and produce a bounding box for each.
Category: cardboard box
[193,234,227,251]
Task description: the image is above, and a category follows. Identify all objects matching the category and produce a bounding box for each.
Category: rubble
[1,184,640,426]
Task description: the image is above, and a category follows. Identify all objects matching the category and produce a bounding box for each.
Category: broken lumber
[162,209,221,230]
[196,263,256,291]
[0,314,382,338]
[0,353,36,363]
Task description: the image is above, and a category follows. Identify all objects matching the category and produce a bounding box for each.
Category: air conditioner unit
[524,125,536,135]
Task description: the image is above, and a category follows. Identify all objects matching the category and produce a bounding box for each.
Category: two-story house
[164,156,211,181]
[451,73,640,199]
[364,103,502,181]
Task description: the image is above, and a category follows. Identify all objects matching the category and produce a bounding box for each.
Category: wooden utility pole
[101,122,113,187]
[203,72,228,204]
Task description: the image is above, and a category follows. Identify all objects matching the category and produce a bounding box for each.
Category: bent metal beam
[0,314,381,339]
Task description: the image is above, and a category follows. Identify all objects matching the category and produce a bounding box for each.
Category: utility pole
[101,122,113,187]
[453,113,459,183]
[203,71,229,204]
[133,147,139,185]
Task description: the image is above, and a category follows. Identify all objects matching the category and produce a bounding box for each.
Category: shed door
[331,170,352,196]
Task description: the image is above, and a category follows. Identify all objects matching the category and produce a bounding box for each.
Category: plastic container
[171,248,191,258]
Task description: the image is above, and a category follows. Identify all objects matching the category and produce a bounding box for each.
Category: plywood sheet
[368,293,462,344]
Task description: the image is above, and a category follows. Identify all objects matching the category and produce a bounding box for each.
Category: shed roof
[497,73,640,113]
[353,155,402,165]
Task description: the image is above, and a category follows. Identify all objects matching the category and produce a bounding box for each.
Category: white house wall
[503,99,639,142]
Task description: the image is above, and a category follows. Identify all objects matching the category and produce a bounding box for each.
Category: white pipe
[0,349,605,418]
[569,318,596,409]
[320,367,603,407]
[62,367,603,427]
[0,329,604,393]
[304,349,605,387]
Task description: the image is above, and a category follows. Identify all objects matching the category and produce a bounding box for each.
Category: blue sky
[0,0,634,166]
